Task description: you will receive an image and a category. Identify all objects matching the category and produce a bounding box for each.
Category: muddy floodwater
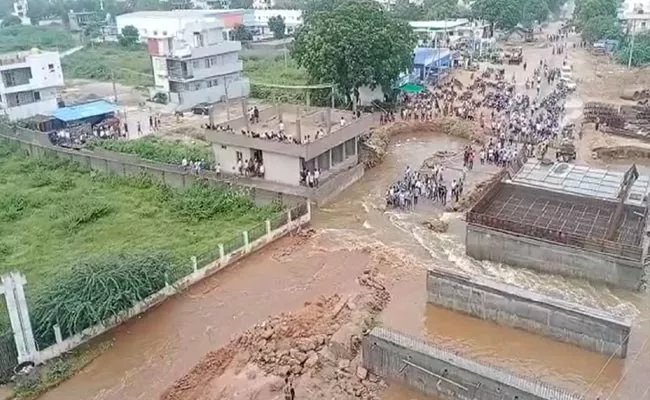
[319,133,650,400]
[39,27,650,400]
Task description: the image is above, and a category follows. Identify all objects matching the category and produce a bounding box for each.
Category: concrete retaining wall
[313,163,364,205]
[427,269,632,358]
[363,327,580,400]
[466,224,646,291]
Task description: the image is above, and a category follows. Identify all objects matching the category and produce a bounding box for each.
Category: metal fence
[0,331,18,383]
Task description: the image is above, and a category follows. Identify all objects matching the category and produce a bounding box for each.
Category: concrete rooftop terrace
[512,160,650,207]
[207,104,373,160]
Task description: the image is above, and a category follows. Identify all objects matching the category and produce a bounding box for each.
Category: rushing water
[313,132,650,400]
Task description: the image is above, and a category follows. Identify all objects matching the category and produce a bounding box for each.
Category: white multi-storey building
[0,50,64,121]
[146,18,249,110]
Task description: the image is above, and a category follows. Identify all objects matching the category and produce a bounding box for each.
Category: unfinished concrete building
[205,102,371,203]
[466,160,649,290]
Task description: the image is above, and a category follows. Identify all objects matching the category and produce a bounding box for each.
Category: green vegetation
[32,253,173,340]
[0,140,279,293]
[87,136,215,168]
[292,0,416,105]
[243,55,324,103]
[616,34,650,66]
[61,43,153,87]
[471,0,562,33]
[13,340,112,399]
[0,25,75,53]
[268,15,286,39]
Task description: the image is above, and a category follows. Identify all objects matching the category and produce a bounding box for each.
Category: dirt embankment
[161,269,390,400]
[360,117,485,169]
[447,169,509,212]
[593,145,650,160]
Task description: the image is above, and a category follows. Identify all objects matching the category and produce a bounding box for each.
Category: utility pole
[111,70,118,104]
[628,19,637,69]
[284,42,288,69]
[224,80,230,121]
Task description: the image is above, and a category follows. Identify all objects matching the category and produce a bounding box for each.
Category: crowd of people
[384,25,572,213]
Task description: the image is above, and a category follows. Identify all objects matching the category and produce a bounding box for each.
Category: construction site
[466,161,648,290]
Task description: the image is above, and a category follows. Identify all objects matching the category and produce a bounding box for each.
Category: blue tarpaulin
[52,100,118,123]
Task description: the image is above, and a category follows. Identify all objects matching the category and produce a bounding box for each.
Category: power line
[578,330,632,399]
[604,334,650,400]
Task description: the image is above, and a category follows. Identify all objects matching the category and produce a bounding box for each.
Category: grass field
[87,136,215,168]
[0,141,279,290]
[0,25,75,54]
[61,44,154,88]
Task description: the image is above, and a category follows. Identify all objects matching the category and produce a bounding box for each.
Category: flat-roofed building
[206,104,370,190]
[0,49,64,121]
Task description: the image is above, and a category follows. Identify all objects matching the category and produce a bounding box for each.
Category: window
[205,58,211,68]
[643,22,647,29]
[162,30,167,36]
[192,60,200,69]
[34,92,41,101]
[153,30,158,36]
[236,151,243,162]
[48,63,54,72]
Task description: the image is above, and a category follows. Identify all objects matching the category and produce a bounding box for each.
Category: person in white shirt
[340,117,346,127]
[314,168,320,187]
[279,121,285,133]
[215,163,221,177]
[182,158,188,168]
[258,163,265,178]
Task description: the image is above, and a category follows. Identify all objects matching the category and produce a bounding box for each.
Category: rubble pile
[161,269,390,400]
[359,128,389,169]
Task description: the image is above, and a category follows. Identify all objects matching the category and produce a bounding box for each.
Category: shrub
[31,252,175,345]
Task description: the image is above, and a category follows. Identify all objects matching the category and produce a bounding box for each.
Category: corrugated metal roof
[511,160,650,207]
[52,100,118,122]
[413,47,451,67]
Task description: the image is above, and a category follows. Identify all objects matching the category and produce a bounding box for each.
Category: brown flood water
[40,30,649,400]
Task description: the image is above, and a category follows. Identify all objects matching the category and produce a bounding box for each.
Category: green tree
[1,15,23,27]
[391,0,424,20]
[424,0,458,20]
[576,0,618,26]
[291,0,416,105]
[268,15,285,39]
[118,24,139,47]
[0,0,12,18]
[231,23,253,41]
[616,33,650,66]
[581,14,622,43]
[229,0,253,8]
[301,0,347,21]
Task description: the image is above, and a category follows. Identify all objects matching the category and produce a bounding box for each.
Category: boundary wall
[0,127,361,207]
[34,203,311,364]
[427,269,632,358]
[466,224,646,291]
[363,327,581,400]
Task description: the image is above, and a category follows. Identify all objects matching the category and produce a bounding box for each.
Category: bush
[86,136,214,167]
[169,181,270,222]
[31,252,175,345]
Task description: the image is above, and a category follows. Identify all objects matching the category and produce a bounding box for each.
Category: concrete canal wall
[426,268,632,358]
[466,224,646,291]
[362,327,581,400]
